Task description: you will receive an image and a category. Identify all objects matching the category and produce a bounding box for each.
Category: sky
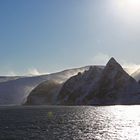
[0,0,140,76]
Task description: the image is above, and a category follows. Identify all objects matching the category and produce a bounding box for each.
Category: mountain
[25,80,62,105]
[57,58,140,105]
[0,66,89,105]
[0,59,138,105]
[25,58,140,105]
[25,66,103,105]
[131,68,140,81]
[0,76,22,83]
[57,66,103,105]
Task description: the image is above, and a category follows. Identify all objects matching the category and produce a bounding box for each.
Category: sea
[0,105,140,140]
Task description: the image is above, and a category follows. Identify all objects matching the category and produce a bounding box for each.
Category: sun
[117,0,140,12]
[110,0,140,23]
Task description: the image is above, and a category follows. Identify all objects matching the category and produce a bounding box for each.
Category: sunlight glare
[110,0,140,24]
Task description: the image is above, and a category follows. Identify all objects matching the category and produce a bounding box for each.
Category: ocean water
[0,105,140,140]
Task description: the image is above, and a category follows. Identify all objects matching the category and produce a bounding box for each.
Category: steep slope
[24,66,104,105]
[58,58,140,105]
[131,68,140,81]
[57,66,103,105]
[85,58,140,105]
[25,80,62,105]
[0,66,89,105]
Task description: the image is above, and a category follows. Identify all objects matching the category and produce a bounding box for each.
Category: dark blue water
[0,105,140,140]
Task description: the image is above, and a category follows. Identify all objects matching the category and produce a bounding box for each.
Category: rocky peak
[100,58,131,83]
[83,66,103,80]
[105,57,123,71]
[108,57,117,63]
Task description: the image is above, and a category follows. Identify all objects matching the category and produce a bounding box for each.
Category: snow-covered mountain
[57,58,140,105]
[0,76,22,83]
[26,58,140,105]
[0,66,89,105]
[131,68,140,81]
[25,66,103,105]
[0,58,139,105]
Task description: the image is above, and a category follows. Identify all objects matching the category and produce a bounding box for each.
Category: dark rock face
[57,58,140,105]
[84,58,140,105]
[57,66,103,105]
[25,80,62,105]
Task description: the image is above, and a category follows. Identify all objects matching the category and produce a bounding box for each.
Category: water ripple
[0,106,140,140]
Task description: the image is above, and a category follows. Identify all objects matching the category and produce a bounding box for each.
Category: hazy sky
[0,0,140,75]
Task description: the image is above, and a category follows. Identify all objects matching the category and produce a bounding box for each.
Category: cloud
[120,61,140,75]
[92,53,140,74]
[3,54,140,76]
[27,68,41,76]
[27,68,48,76]
[92,53,110,65]
[3,68,48,76]
[5,71,17,76]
